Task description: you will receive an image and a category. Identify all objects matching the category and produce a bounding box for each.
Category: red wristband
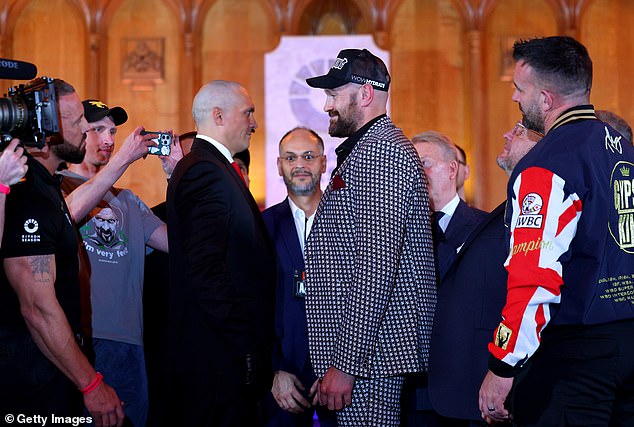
[80,372,103,394]
[0,183,10,195]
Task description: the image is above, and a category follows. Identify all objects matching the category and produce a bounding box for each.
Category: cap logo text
[350,74,386,88]
[332,58,348,70]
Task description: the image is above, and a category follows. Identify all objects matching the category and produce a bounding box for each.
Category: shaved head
[192,80,246,126]
[192,79,257,155]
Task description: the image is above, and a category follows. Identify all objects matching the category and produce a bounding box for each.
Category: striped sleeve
[489,166,582,370]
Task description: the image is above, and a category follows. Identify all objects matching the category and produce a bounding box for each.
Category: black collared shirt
[0,155,81,334]
[333,114,387,175]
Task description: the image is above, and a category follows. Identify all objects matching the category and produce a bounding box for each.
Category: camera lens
[0,96,27,133]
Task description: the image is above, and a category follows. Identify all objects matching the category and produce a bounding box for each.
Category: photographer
[0,79,147,427]
[0,139,28,244]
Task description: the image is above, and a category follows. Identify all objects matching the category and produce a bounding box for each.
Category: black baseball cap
[306,48,390,91]
[82,99,128,125]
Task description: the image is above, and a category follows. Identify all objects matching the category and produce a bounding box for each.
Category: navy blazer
[436,199,488,281]
[428,202,509,420]
[408,199,487,413]
[262,198,316,388]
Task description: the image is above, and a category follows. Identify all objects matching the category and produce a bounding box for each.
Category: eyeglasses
[280,153,323,163]
[511,122,544,142]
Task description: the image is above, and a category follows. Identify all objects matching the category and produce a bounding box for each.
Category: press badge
[293,270,306,298]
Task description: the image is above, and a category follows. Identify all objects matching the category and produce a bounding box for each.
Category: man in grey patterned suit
[304,48,437,426]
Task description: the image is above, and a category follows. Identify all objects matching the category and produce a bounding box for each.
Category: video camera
[0,58,60,149]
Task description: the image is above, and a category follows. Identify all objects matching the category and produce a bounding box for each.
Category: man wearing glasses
[403,121,542,427]
[262,127,336,427]
[454,144,470,201]
[480,36,634,426]
[411,131,487,280]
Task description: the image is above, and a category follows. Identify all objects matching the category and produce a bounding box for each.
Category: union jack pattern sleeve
[489,166,583,369]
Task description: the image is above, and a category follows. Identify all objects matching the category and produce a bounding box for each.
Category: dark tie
[231,161,246,185]
[431,211,445,248]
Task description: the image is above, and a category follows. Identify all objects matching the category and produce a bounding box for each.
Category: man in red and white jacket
[479,36,634,426]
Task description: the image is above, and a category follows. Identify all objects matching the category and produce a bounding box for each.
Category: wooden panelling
[104,0,180,207]
[2,0,634,210]
[11,0,87,96]
[482,0,558,210]
[201,0,278,205]
[391,0,467,194]
[581,0,634,131]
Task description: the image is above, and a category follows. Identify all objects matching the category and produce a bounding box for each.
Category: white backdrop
[264,35,389,207]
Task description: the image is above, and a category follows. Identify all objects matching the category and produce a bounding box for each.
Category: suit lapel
[437,201,469,280]
[197,139,261,212]
[278,198,305,268]
[445,201,506,274]
[195,139,272,250]
[443,201,470,243]
[460,202,505,253]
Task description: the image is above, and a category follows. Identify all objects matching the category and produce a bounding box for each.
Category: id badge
[293,270,306,298]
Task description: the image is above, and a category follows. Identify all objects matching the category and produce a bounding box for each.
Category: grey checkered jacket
[305,116,437,379]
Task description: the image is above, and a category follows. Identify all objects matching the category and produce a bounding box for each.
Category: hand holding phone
[141,130,172,156]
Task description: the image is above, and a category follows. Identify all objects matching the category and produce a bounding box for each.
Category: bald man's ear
[448,160,459,181]
[277,156,284,177]
[212,107,223,125]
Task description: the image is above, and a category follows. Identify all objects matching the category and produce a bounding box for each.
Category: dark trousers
[168,371,265,427]
[403,410,488,427]
[0,332,83,417]
[511,319,634,427]
[401,373,490,427]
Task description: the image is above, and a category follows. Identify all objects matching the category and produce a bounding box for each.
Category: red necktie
[231,161,246,185]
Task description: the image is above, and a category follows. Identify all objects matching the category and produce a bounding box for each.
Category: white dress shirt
[288,197,315,257]
[436,194,460,232]
[195,134,235,163]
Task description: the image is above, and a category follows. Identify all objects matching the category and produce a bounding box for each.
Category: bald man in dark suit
[166,80,275,426]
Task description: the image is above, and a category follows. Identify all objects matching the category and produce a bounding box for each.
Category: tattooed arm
[4,255,125,426]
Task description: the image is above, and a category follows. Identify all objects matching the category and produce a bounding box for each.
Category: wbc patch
[516,192,544,229]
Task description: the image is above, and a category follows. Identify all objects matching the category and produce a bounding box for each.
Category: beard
[328,94,362,137]
[284,170,319,196]
[52,134,86,164]
[520,101,545,134]
[496,154,513,176]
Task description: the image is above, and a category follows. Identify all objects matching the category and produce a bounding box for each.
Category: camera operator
[0,139,28,244]
[0,79,152,427]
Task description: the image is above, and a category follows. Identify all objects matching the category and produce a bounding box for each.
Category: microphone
[0,58,37,80]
